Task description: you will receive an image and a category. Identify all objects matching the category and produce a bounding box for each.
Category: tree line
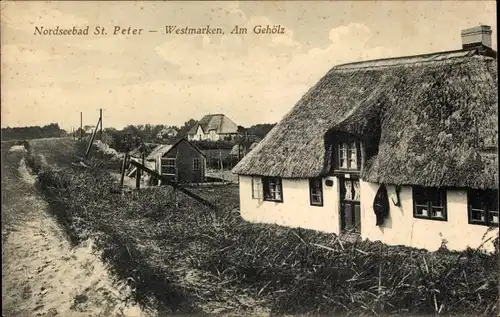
[80,120,276,153]
[2,120,276,153]
[1,123,67,141]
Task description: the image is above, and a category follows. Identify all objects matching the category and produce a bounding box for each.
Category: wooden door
[339,177,361,233]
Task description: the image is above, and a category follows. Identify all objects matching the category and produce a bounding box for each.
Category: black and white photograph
[1,1,498,316]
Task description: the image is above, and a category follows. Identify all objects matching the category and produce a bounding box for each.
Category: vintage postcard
[1,1,498,316]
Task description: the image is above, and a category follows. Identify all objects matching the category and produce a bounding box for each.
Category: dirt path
[2,150,147,317]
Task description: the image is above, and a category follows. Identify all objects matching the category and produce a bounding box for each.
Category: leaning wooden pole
[84,117,101,158]
[99,108,103,140]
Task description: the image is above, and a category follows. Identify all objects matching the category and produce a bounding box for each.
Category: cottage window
[251,177,263,200]
[193,158,200,170]
[263,177,283,202]
[339,143,347,168]
[337,141,361,170]
[309,178,323,206]
[413,187,447,221]
[162,158,176,175]
[468,190,499,226]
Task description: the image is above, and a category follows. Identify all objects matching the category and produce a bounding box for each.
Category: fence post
[99,108,103,140]
[136,165,141,189]
[80,112,83,141]
[120,154,127,189]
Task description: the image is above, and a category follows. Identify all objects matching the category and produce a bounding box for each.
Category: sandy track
[2,152,146,317]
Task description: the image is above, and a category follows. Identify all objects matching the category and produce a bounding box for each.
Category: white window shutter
[252,177,263,200]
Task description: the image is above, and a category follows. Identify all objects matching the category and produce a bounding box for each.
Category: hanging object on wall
[373,184,389,226]
[390,185,401,207]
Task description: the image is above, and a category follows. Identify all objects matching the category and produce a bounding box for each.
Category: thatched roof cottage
[187,114,239,141]
[232,25,498,252]
[156,127,178,139]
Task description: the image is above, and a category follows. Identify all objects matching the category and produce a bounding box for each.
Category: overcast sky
[1,1,497,131]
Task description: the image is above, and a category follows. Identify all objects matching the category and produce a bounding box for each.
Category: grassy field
[27,137,123,172]
[22,138,500,316]
[205,169,239,183]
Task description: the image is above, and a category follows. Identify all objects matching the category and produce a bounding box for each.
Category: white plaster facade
[188,128,236,141]
[187,114,239,141]
[238,175,498,252]
[360,182,497,252]
[188,126,209,141]
[239,175,340,233]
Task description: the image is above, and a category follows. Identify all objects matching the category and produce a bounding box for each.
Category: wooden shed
[147,139,207,184]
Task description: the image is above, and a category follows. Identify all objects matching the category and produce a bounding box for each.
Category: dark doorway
[339,177,361,233]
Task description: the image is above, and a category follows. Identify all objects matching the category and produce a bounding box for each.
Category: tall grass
[27,146,499,316]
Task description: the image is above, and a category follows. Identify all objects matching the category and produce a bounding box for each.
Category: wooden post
[120,154,127,189]
[99,108,103,140]
[80,112,83,141]
[141,153,145,185]
[136,165,141,189]
[219,150,223,170]
[219,150,224,182]
[135,152,143,190]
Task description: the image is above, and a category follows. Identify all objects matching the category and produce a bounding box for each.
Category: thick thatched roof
[233,49,498,190]
[187,114,239,135]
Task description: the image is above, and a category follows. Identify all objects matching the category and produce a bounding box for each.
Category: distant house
[146,139,207,184]
[156,127,178,139]
[232,25,498,253]
[83,125,96,135]
[187,114,239,141]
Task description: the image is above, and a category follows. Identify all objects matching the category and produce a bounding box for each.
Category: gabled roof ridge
[333,49,482,71]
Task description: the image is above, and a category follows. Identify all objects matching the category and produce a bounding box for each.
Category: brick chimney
[461,25,492,49]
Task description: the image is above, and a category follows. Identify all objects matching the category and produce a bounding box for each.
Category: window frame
[162,157,176,176]
[309,177,324,207]
[193,158,200,171]
[262,177,283,203]
[412,186,448,221]
[335,139,362,172]
[467,189,499,227]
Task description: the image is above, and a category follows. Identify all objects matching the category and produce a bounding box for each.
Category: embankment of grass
[26,144,499,316]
